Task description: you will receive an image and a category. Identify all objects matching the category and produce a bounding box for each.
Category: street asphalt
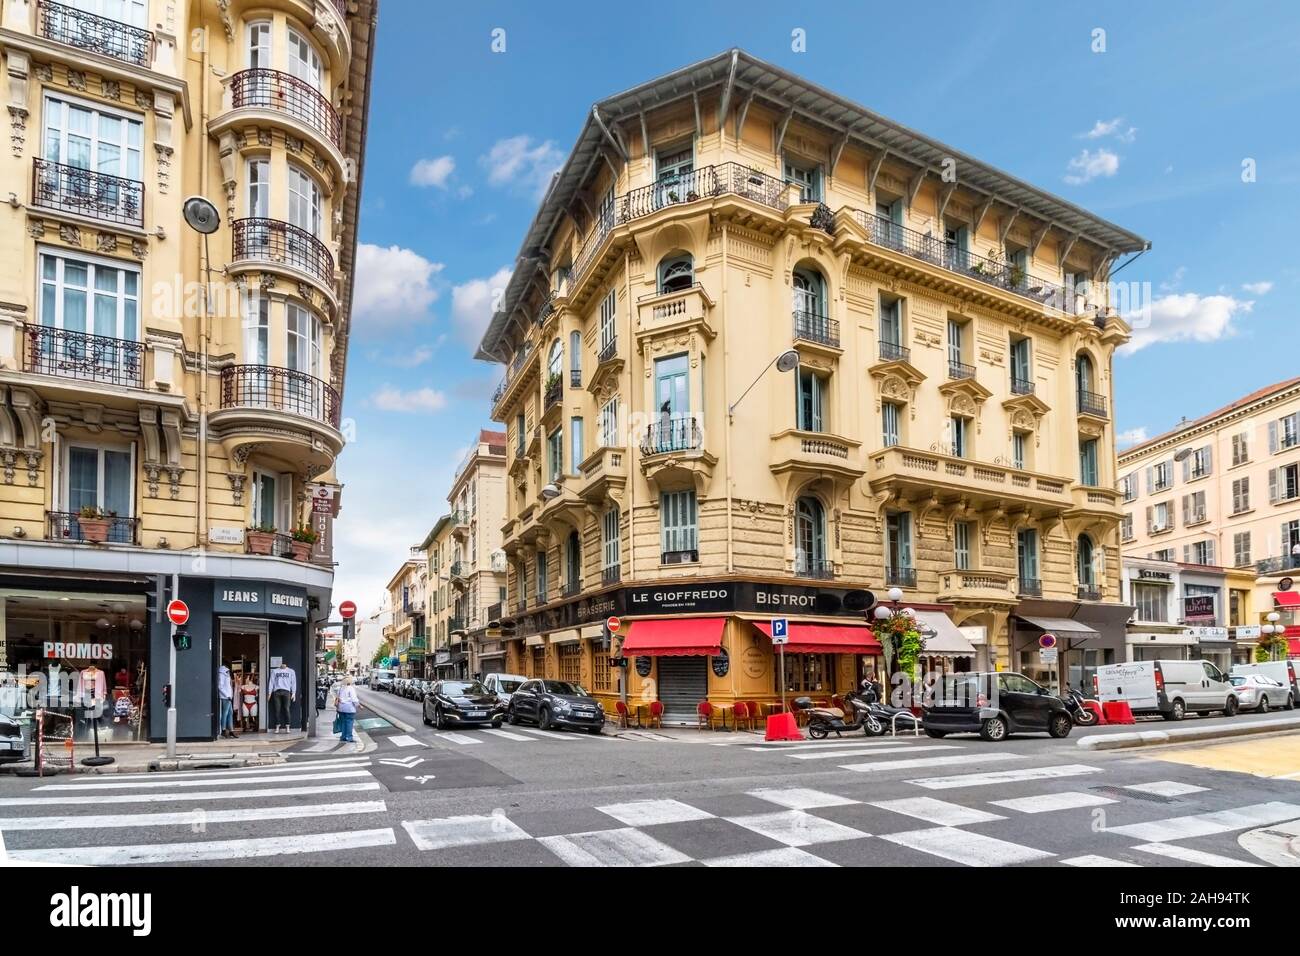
[2,685,1299,867]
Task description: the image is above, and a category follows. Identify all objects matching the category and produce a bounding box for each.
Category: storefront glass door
[220,625,267,732]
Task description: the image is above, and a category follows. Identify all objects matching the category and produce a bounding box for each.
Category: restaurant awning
[1016,615,1101,641]
[913,611,978,658]
[1274,590,1300,609]
[620,618,725,657]
[548,629,580,644]
[752,621,881,655]
[1290,639,1300,657]
[524,635,545,647]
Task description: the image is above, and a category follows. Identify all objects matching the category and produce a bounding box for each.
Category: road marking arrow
[379,756,426,769]
[403,775,437,784]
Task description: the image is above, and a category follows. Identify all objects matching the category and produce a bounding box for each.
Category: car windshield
[543,681,588,696]
[442,681,488,696]
[499,680,524,693]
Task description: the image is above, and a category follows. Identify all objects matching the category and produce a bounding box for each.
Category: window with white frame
[1187,445,1213,480]
[882,401,901,448]
[63,441,132,518]
[1151,548,1175,562]
[598,397,620,448]
[1147,501,1173,533]
[251,469,291,531]
[288,164,322,236]
[602,508,620,573]
[1232,477,1250,514]
[1233,531,1251,567]
[246,20,271,68]
[287,28,323,89]
[547,428,562,481]
[783,157,822,203]
[1131,582,1167,623]
[797,367,827,432]
[1182,490,1207,525]
[569,417,583,473]
[886,512,913,577]
[247,158,269,218]
[660,490,698,561]
[1079,438,1100,486]
[879,295,903,353]
[599,288,617,353]
[242,293,269,364]
[1186,540,1216,566]
[68,0,147,26]
[42,94,142,182]
[39,250,140,343]
[1148,460,1173,493]
[1119,473,1136,502]
[1271,413,1300,452]
[1012,431,1029,470]
[1270,463,1300,503]
[951,416,971,459]
[286,303,321,377]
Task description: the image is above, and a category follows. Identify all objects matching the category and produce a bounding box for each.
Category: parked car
[422,680,504,730]
[1229,674,1293,712]
[506,679,605,734]
[924,672,1073,741]
[0,712,24,764]
[371,670,396,692]
[482,673,528,707]
[1096,659,1238,720]
[1232,660,1299,702]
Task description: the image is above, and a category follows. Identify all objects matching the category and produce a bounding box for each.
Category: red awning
[619,618,725,657]
[1274,590,1300,609]
[753,621,882,655]
[1289,639,1300,657]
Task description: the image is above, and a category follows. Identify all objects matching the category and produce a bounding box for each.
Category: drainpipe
[621,250,633,713]
[196,22,211,547]
[722,223,734,572]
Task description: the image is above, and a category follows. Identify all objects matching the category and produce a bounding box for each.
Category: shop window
[591,653,611,692]
[1131,582,1167,622]
[558,643,582,684]
[778,653,835,694]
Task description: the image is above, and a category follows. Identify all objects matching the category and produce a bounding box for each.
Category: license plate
[2,741,20,751]
[468,711,486,718]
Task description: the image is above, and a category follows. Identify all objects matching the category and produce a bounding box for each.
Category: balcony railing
[793,310,840,348]
[229,69,341,148]
[1011,377,1035,396]
[563,579,582,597]
[879,340,910,363]
[449,561,465,579]
[48,511,139,545]
[1077,389,1108,418]
[1018,578,1043,597]
[948,360,976,380]
[447,617,465,633]
[602,564,621,585]
[795,558,836,580]
[22,324,144,389]
[849,209,1082,313]
[1256,553,1300,575]
[598,337,618,365]
[1077,585,1102,601]
[38,0,153,68]
[247,532,294,558]
[641,416,702,455]
[32,159,143,228]
[885,566,917,588]
[232,218,334,287]
[515,601,527,615]
[544,378,563,410]
[220,365,341,427]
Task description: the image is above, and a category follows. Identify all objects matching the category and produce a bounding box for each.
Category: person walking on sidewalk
[267,661,297,733]
[217,664,238,739]
[335,676,359,743]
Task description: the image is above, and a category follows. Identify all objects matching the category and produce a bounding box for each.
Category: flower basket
[78,517,111,543]
[290,540,312,561]
[247,530,277,555]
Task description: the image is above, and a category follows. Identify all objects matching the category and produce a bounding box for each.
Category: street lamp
[1261,611,1284,661]
[728,349,800,422]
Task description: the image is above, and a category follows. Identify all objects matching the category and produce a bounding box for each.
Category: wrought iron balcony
[246,531,294,558]
[885,566,917,588]
[641,416,702,455]
[32,159,143,228]
[602,564,621,585]
[1077,585,1102,601]
[1011,377,1035,396]
[948,360,976,381]
[48,511,139,545]
[449,561,465,580]
[1077,389,1108,418]
[229,69,341,148]
[795,557,836,580]
[1018,578,1043,597]
[793,310,840,349]
[22,324,144,389]
[563,579,582,597]
[1257,553,1300,575]
[219,365,341,428]
[544,377,563,410]
[879,340,910,363]
[597,337,619,365]
[231,218,334,288]
[38,0,153,68]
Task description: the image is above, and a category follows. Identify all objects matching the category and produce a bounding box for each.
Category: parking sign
[771,618,789,645]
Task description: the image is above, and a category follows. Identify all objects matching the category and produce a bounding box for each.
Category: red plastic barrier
[1102,701,1136,725]
[765,712,804,742]
[1083,699,1106,724]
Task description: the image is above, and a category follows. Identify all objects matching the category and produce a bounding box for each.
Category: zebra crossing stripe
[879,826,1054,866]
[907,764,1102,790]
[5,828,397,866]
[841,753,1024,773]
[435,733,481,745]
[1132,843,1261,867]
[509,726,580,741]
[0,782,382,807]
[1104,801,1300,842]
[991,792,1118,814]
[869,797,1005,826]
[80,758,373,781]
[1063,855,1141,867]
[481,729,536,742]
[388,734,424,748]
[0,800,388,831]
[790,744,959,761]
[34,770,371,791]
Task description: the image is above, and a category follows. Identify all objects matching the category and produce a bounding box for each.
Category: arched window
[1076,353,1094,397]
[795,496,827,576]
[569,330,582,385]
[547,338,562,379]
[1076,534,1095,588]
[658,253,694,294]
[792,268,825,317]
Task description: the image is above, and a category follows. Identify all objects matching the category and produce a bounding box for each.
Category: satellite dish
[1172,447,1193,462]
[182,196,220,235]
[775,349,801,373]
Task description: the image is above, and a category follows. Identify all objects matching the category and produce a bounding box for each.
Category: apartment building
[0,0,376,740]
[418,512,452,678]
[445,429,507,679]
[478,50,1147,716]
[1119,377,1300,659]
[384,555,422,678]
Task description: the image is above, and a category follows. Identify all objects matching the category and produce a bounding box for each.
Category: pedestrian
[217,664,238,739]
[335,676,359,743]
[267,660,297,733]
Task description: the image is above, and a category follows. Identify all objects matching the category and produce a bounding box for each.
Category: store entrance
[220,628,267,733]
[656,656,708,724]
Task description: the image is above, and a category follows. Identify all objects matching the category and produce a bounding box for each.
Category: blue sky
[336,0,1300,618]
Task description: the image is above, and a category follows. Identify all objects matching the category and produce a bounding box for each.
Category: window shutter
[1145,505,1153,533]
[1182,457,1190,482]
[1145,466,1153,492]
[1270,420,1279,454]
[1270,468,1280,504]
[1182,544,1190,563]
[1207,539,1216,566]
[1203,446,1212,475]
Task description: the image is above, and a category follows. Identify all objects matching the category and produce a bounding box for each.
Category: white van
[1096,659,1239,720]
[482,673,528,706]
[1231,660,1299,701]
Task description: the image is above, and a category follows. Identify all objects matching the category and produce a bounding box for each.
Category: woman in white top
[335,676,360,743]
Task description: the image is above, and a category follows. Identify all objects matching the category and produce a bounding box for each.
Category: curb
[355,696,416,734]
[1077,716,1300,751]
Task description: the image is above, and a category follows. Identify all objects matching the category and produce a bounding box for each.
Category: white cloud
[1242,281,1273,295]
[1119,292,1254,355]
[409,155,456,189]
[1117,427,1149,448]
[451,266,513,346]
[370,385,448,413]
[1081,118,1136,144]
[1159,265,1187,293]
[1064,148,1120,185]
[385,344,437,368]
[352,244,442,326]
[481,135,563,198]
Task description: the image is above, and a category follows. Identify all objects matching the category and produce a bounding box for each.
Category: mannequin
[266,661,297,733]
[241,669,259,732]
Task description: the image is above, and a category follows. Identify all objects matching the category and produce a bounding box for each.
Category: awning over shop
[913,611,977,658]
[549,629,580,645]
[580,624,605,640]
[1290,639,1300,657]
[1274,590,1300,609]
[753,621,882,655]
[620,618,725,657]
[1016,615,1100,641]
[1127,631,1197,646]
[524,635,545,647]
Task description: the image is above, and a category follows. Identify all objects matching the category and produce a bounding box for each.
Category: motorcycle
[1062,688,1099,726]
[796,692,885,738]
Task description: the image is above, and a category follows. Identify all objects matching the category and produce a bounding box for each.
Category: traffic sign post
[165,576,180,758]
[606,617,626,709]
[772,619,790,712]
[339,600,357,619]
[1038,633,1059,692]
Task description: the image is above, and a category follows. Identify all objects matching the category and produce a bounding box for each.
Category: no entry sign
[339,600,357,619]
[166,599,190,626]
[606,616,621,634]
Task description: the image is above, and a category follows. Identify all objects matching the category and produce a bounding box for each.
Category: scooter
[796,692,884,738]
[865,699,923,736]
[1062,688,1099,726]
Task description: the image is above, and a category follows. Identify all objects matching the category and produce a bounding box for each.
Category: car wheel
[1163,698,1186,721]
[808,720,829,740]
[492,719,503,729]
[1258,696,1270,714]
[924,729,947,739]
[979,716,1008,742]
[1224,696,1239,717]
[433,706,445,731]
[421,706,432,727]
[537,707,552,731]
[587,726,602,736]
[505,707,517,725]
[1048,713,1073,739]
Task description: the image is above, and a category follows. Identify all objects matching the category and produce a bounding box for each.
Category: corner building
[478,50,1146,720]
[0,0,375,741]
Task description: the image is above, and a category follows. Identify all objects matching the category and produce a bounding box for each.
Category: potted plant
[290,524,317,561]
[76,505,113,543]
[247,523,278,555]
[686,190,700,202]
[1008,264,1026,289]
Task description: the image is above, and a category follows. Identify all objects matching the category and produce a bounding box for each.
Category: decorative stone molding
[58,224,81,246]
[130,239,147,259]
[0,448,15,484]
[166,465,183,499]
[26,219,44,238]
[143,462,162,497]
[96,232,118,254]
[67,70,86,92]
[227,472,247,507]
[100,79,120,101]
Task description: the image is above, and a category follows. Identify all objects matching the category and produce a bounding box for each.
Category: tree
[371,640,393,666]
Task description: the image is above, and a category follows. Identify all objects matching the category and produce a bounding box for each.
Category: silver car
[1229,674,1293,713]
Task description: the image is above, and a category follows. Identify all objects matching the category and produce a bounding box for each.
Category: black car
[506,679,604,734]
[923,672,1072,741]
[422,679,503,729]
